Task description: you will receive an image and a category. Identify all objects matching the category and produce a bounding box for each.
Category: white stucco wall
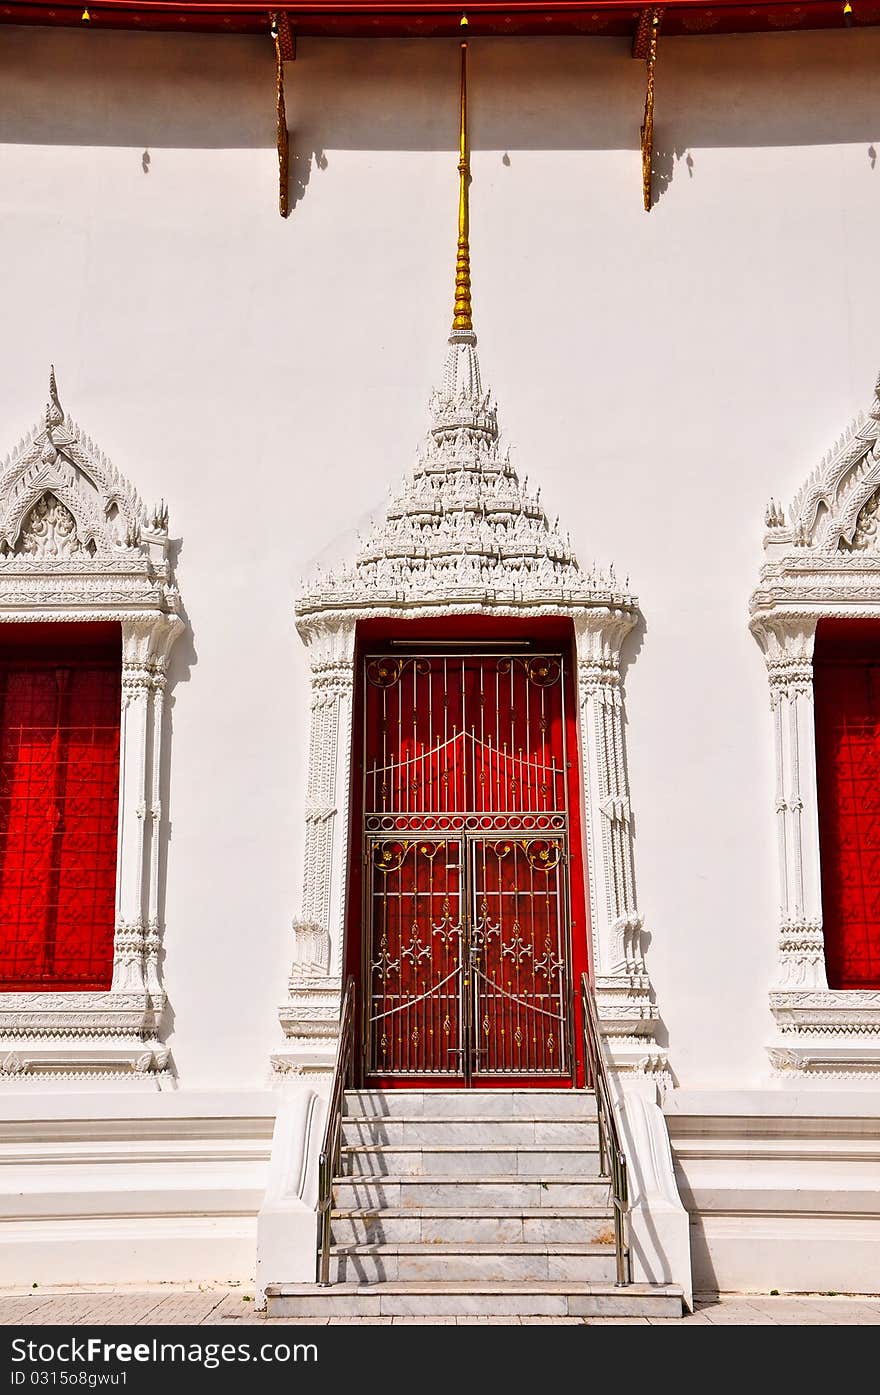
[1,23,879,1095]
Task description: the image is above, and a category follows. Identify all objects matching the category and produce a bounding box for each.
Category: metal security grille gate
[362,650,574,1081]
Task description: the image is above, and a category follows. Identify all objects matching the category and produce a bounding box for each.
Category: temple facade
[2,6,880,1311]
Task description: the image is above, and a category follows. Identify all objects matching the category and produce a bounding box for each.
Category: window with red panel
[0,623,121,992]
[814,619,880,990]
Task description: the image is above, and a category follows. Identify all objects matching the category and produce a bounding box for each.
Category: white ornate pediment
[772,374,880,553]
[753,372,880,619]
[296,330,633,632]
[0,368,176,617]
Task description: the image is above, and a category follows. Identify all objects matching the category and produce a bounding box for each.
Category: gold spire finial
[452,38,473,333]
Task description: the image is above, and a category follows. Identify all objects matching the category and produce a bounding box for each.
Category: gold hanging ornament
[270,12,295,218]
[452,23,473,332]
[634,8,663,213]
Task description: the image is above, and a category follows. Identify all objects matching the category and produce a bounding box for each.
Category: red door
[361,650,577,1083]
[815,621,880,989]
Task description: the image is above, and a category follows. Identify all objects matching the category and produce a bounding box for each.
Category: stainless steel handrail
[581,972,632,1287]
[316,976,356,1286]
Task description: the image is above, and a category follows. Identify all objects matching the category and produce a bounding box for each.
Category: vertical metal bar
[463,834,472,1084]
[428,663,434,813]
[561,654,568,811]
[479,661,485,811]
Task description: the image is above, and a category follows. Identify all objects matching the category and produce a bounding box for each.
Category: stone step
[329,1206,616,1246]
[265,1280,683,1320]
[332,1176,611,1209]
[330,1243,618,1283]
[340,1144,601,1178]
[340,1117,599,1147]
[344,1090,597,1121]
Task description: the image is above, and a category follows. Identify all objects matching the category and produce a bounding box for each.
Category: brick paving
[0,1288,877,1325]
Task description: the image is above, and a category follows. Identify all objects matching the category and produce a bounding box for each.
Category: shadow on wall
[672,1171,720,1295]
[3,27,880,156]
[155,538,197,1064]
[652,137,690,206]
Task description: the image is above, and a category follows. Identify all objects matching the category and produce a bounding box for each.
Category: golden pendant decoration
[634,8,663,212]
[270,12,295,218]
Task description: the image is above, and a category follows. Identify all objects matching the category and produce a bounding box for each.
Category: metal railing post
[581,973,631,1287]
[315,977,356,1287]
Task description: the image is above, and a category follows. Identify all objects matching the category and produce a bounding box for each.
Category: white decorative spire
[296,42,630,624]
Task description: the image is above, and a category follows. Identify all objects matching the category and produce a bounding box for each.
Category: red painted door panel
[470,835,568,1076]
[0,635,121,991]
[362,650,575,1081]
[815,628,880,989]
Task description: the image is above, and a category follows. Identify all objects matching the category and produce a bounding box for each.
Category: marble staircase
[265,1088,683,1319]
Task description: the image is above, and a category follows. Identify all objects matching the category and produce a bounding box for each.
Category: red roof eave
[0,0,870,39]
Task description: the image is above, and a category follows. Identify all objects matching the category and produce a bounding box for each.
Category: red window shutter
[815,621,880,990]
[0,625,121,991]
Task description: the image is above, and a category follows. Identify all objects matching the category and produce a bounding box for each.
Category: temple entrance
[358,647,582,1083]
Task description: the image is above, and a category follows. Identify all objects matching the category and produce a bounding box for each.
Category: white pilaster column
[274,617,355,1080]
[113,614,183,1007]
[112,620,153,994]
[574,609,663,1077]
[144,670,164,1002]
[752,615,827,990]
[142,615,182,1007]
[299,619,357,975]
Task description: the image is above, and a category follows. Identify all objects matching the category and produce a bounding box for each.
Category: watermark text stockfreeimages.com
[10,1337,317,1375]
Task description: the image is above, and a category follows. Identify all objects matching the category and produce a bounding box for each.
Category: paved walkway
[0,1288,878,1324]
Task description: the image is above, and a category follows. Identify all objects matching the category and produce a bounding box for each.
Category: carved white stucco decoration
[275,328,667,1082]
[0,369,183,1086]
[751,368,880,1081]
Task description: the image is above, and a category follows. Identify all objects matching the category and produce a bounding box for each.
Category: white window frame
[751,372,880,1080]
[0,372,182,1086]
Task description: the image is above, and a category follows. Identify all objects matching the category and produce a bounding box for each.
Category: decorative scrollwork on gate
[366,656,431,688]
[534,937,565,978]
[372,840,411,874]
[432,896,463,944]
[489,840,514,861]
[400,920,432,965]
[495,656,561,687]
[370,930,401,983]
[500,920,534,964]
[522,838,562,872]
